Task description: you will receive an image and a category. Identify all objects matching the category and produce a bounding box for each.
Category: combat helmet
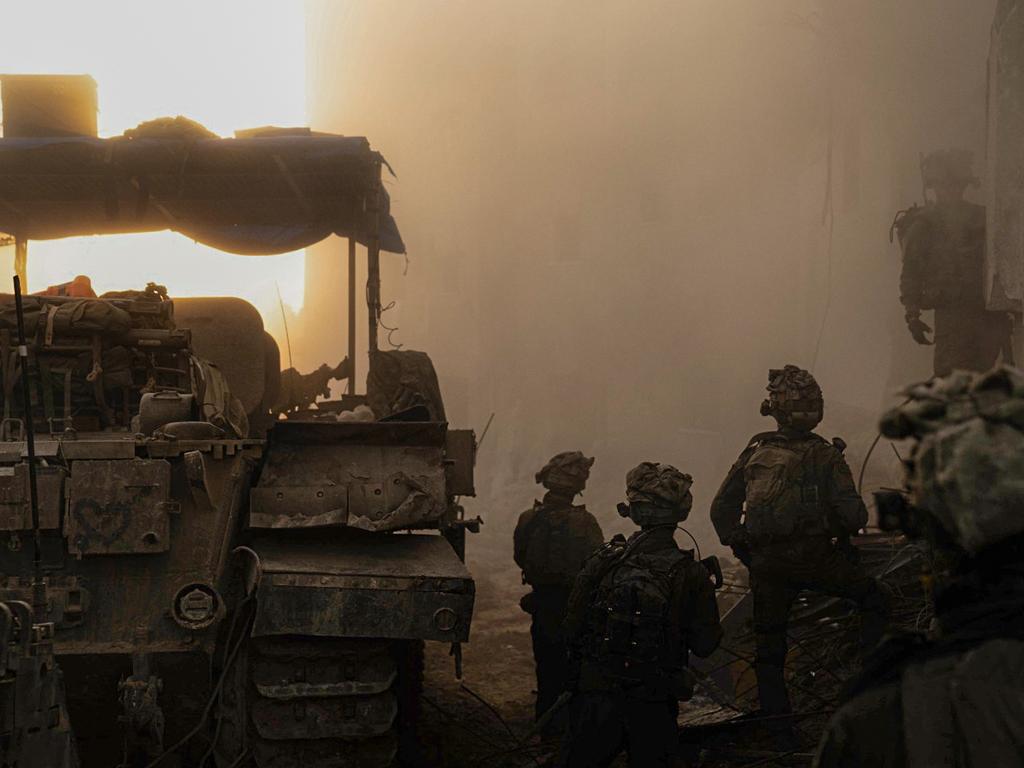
[535,451,594,495]
[878,366,1024,555]
[921,149,979,190]
[617,462,693,527]
[760,365,823,432]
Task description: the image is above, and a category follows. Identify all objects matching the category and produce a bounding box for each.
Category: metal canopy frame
[0,134,396,396]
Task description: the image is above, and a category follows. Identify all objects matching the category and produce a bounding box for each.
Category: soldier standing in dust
[513,452,603,728]
[710,366,888,727]
[560,463,721,767]
[895,149,1012,376]
[815,366,1024,767]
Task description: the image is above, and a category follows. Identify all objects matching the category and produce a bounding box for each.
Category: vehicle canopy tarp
[0,134,404,255]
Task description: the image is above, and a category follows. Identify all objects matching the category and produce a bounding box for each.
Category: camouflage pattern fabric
[711,422,883,717]
[710,430,866,548]
[766,365,822,402]
[625,462,693,510]
[815,366,1024,767]
[561,528,722,767]
[535,451,594,492]
[881,365,1024,554]
[513,489,603,725]
[763,365,824,430]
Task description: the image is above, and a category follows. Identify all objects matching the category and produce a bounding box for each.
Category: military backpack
[581,543,692,696]
[519,502,599,587]
[743,436,829,541]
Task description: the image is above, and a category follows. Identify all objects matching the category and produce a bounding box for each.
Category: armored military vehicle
[0,80,477,768]
[0,598,78,767]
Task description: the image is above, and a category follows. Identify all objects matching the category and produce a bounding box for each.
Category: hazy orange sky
[0,1,308,349]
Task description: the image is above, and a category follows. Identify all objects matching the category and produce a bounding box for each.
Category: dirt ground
[417,545,549,768]
[415,528,918,768]
[415,529,732,768]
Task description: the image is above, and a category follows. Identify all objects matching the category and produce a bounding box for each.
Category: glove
[905,311,934,346]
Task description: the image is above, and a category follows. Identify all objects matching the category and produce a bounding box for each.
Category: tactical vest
[904,203,987,310]
[580,544,691,693]
[520,503,598,587]
[743,437,828,541]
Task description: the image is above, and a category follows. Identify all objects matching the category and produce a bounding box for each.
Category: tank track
[217,636,423,768]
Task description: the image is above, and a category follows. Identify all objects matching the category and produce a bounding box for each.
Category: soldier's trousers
[750,538,889,716]
[933,307,1010,377]
[529,585,573,723]
[562,691,679,768]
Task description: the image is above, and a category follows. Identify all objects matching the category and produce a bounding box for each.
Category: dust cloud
[300,0,996,554]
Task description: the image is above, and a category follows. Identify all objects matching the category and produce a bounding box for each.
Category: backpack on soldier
[520,503,599,587]
[584,548,692,695]
[743,437,827,541]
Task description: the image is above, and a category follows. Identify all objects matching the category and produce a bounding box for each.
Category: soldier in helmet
[514,451,604,727]
[815,366,1024,767]
[894,149,1012,376]
[560,463,722,767]
[710,365,889,724]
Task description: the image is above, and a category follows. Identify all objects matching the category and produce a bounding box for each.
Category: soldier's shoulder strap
[517,500,544,526]
[665,547,698,583]
[746,431,778,447]
[794,430,840,454]
[590,532,643,577]
[739,431,780,459]
[594,533,628,561]
[514,501,547,548]
[719,433,784,487]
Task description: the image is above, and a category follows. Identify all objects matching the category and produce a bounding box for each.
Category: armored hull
[0,293,477,767]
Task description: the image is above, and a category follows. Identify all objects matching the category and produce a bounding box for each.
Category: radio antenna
[13,276,45,620]
[275,282,294,370]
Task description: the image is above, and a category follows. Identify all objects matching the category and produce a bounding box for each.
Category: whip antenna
[13,276,44,619]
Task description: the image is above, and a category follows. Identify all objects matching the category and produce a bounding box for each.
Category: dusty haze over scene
[0,0,999,547]
[303,0,996,551]
[0,1,307,345]
[0,3,1015,765]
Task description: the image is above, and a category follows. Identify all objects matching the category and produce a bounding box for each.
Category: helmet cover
[761,365,823,431]
[880,366,1024,554]
[536,451,594,493]
[624,462,693,524]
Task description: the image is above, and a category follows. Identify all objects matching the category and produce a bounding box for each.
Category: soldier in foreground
[514,452,604,728]
[710,365,888,724]
[561,462,722,767]
[815,366,1024,767]
[894,149,1012,376]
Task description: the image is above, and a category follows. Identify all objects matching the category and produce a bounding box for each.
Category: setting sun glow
[0,1,307,344]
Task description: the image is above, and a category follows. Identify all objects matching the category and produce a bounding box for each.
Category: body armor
[899,202,987,311]
[743,435,828,541]
[578,541,693,697]
[518,501,604,588]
